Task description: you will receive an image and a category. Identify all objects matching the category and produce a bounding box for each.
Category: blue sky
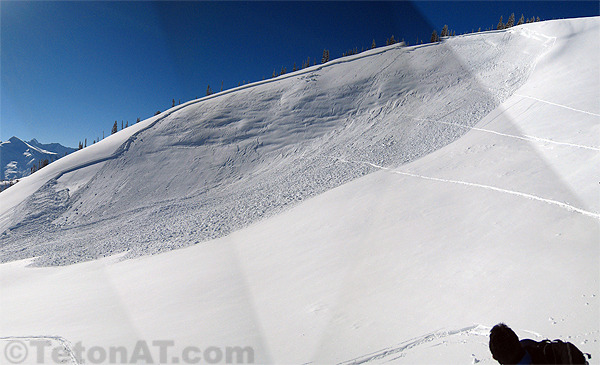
[1,1,598,148]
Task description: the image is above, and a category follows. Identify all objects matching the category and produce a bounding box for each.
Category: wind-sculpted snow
[0,26,553,266]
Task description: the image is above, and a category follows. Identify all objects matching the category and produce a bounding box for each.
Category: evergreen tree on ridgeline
[430,29,439,43]
[441,25,449,37]
[506,13,515,28]
[322,49,330,64]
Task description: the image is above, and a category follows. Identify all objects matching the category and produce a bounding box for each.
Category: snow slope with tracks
[1,19,554,266]
[1,17,598,364]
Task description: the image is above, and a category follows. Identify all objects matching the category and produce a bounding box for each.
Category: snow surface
[0,17,598,364]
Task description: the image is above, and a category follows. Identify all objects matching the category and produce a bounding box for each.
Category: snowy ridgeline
[0,23,560,266]
[0,137,77,181]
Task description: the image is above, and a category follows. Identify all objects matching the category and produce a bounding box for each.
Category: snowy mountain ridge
[0,136,77,180]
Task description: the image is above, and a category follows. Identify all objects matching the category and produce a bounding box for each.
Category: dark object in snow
[489,323,589,364]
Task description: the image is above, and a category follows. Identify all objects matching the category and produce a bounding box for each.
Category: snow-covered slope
[0,137,77,180]
[1,17,598,365]
[1,19,555,266]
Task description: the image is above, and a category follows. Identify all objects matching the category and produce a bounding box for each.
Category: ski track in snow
[0,335,80,365]
[513,93,600,117]
[336,325,485,364]
[337,159,600,220]
[405,115,600,151]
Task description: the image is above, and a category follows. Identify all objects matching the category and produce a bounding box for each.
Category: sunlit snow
[0,17,598,365]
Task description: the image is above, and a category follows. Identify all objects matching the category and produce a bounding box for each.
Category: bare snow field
[1,17,598,364]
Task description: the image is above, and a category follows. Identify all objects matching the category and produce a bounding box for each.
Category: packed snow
[0,17,598,365]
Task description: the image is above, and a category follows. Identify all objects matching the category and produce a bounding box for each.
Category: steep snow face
[0,17,598,365]
[0,24,553,266]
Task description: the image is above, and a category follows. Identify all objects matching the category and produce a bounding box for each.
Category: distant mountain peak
[0,136,77,180]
